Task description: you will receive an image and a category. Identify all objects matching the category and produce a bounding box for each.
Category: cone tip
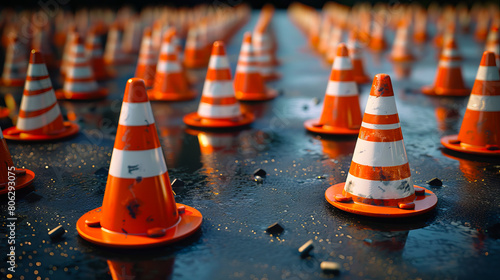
[336,43,349,57]
[243,32,252,43]
[124,78,149,103]
[370,74,394,97]
[29,49,45,64]
[481,51,497,67]
[212,41,226,55]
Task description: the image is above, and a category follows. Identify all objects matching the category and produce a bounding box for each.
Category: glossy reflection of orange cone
[135,27,156,88]
[347,30,370,84]
[3,50,79,141]
[234,32,277,101]
[184,41,254,129]
[147,30,196,102]
[441,52,500,156]
[0,127,35,195]
[76,78,202,248]
[86,27,115,81]
[325,74,437,218]
[305,44,362,135]
[1,35,27,87]
[422,37,469,96]
[56,35,108,100]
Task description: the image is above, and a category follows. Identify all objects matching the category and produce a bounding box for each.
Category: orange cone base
[3,122,79,141]
[76,203,202,249]
[147,89,197,102]
[441,135,500,156]
[304,119,360,136]
[354,75,371,84]
[0,168,35,195]
[0,107,10,118]
[184,112,254,129]
[235,88,278,101]
[262,72,281,81]
[0,79,25,87]
[326,183,437,218]
[421,85,470,96]
[55,88,108,100]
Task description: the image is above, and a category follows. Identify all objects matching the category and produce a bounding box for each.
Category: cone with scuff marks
[234,32,277,101]
[76,78,202,248]
[1,34,28,87]
[305,43,362,135]
[85,26,115,81]
[135,27,157,88]
[0,127,35,195]
[147,29,195,101]
[347,30,370,84]
[325,74,438,218]
[184,41,254,129]
[56,34,108,100]
[3,50,79,141]
[422,36,469,96]
[441,51,500,156]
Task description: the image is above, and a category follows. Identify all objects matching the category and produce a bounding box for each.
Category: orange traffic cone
[147,30,196,102]
[389,21,415,62]
[347,30,370,84]
[441,51,500,156]
[422,37,469,96]
[76,78,202,248]
[325,25,344,64]
[31,25,56,69]
[60,26,77,78]
[85,27,115,81]
[485,25,500,71]
[122,17,142,54]
[56,35,108,100]
[1,34,28,87]
[183,27,209,68]
[104,23,130,65]
[369,20,387,52]
[305,43,362,135]
[0,127,35,195]
[135,27,157,88]
[325,74,438,218]
[413,8,428,44]
[234,32,278,101]
[184,41,254,129]
[3,50,79,141]
[253,26,280,81]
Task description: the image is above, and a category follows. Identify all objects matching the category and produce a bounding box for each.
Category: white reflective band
[466,94,500,112]
[442,48,460,57]
[68,55,88,64]
[240,43,252,53]
[202,81,235,97]
[332,56,353,70]
[25,77,52,91]
[66,66,93,79]
[20,89,57,112]
[361,122,400,130]
[351,139,408,167]
[237,55,255,63]
[160,43,176,54]
[344,174,414,199]
[64,81,99,92]
[71,45,85,54]
[236,65,260,73]
[108,147,168,179]
[208,56,230,69]
[364,95,399,116]
[325,81,358,96]
[17,104,60,131]
[156,61,181,72]
[197,103,241,118]
[119,102,156,126]
[27,63,49,77]
[439,60,461,68]
[475,66,500,81]
[87,49,103,57]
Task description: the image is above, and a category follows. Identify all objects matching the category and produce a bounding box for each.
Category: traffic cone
[325,74,438,218]
[135,27,157,88]
[305,44,362,135]
[122,17,142,54]
[325,25,344,64]
[104,23,130,65]
[1,34,28,87]
[253,26,280,81]
[147,29,196,101]
[60,26,77,78]
[234,32,277,101]
[413,8,427,44]
[422,37,469,96]
[85,27,115,81]
[347,30,370,84]
[76,78,202,248]
[55,34,108,100]
[184,41,254,129]
[389,21,415,62]
[31,25,56,69]
[369,20,387,52]
[183,27,209,68]
[441,51,500,156]
[485,25,500,72]
[0,127,35,195]
[3,50,79,141]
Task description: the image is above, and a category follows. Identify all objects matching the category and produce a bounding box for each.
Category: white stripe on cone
[66,67,93,79]
[201,81,235,97]
[364,95,399,115]
[360,122,401,130]
[208,56,230,69]
[466,95,500,111]
[442,48,460,57]
[20,90,57,112]
[344,175,414,199]
[159,43,176,54]
[17,105,61,131]
[25,78,52,91]
[198,103,241,118]
[476,66,500,81]
[64,81,99,92]
[351,139,409,167]
[438,60,462,67]
[27,63,49,77]
[325,81,358,96]
[108,147,168,178]
[332,56,352,70]
[236,65,260,72]
[118,102,156,126]
[156,61,181,72]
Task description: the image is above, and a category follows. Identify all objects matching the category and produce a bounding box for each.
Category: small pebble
[253,168,267,177]
[320,261,341,274]
[171,178,185,189]
[317,175,326,179]
[177,205,186,214]
[303,105,309,110]
[48,225,65,240]
[266,222,284,234]
[426,177,442,186]
[254,176,264,183]
[298,240,314,258]
[312,98,321,105]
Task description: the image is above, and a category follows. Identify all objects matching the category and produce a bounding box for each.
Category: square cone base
[441,135,500,156]
[304,119,360,136]
[76,203,202,249]
[235,88,278,102]
[325,183,437,218]
[421,85,470,96]
[183,112,254,129]
[147,89,197,102]
[3,122,79,141]
[0,169,35,195]
[55,88,108,101]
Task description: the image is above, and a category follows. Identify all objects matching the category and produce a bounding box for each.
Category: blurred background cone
[135,27,157,88]
[347,30,370,84]
[1,34,28,87]
[86,26,115,81]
